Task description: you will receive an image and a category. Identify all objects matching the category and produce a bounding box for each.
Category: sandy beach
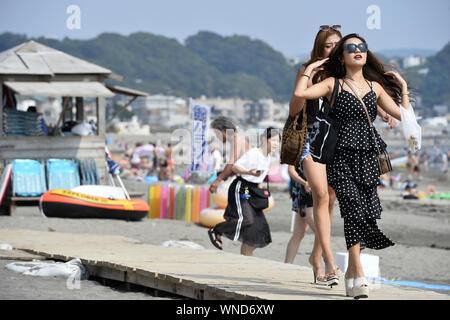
[0,167,449,300]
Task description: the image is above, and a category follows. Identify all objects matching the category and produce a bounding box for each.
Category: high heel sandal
[314,272,328,286]
[353,277,369,299]
[345,277,354,297]
[324,271,339,288]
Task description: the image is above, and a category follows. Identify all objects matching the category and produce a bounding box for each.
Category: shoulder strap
[364,79,373,91]
[324,77,339,114]
[331,77,339,106]
[343,79,373,127]
[343,79,381,153]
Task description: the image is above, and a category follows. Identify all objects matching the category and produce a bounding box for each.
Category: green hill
[422,42,450,108]
[0,32,448,108]
[0,31,296,102]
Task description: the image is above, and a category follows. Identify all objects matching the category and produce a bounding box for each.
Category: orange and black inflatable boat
[40,189,149,221]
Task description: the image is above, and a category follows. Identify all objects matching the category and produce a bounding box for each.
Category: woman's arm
[375,87,401,120]
[289,66,307,117]
[288,165,311,193]
[375,85,410,121]
[288,165,307,185]
[293,58,333,100]
[375,71,411,121]
[377,105,397,128]
[232,165,260,177]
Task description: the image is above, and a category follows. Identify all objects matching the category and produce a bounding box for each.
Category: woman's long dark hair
[305,28,342,84]
[321,33,412,104]
[306,28,343,66]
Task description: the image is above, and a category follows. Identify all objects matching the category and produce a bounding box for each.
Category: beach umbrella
[134,144,154,157]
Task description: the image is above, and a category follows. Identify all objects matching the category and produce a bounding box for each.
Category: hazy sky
[1,0,449,57]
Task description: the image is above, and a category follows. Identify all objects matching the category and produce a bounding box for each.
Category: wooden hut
[0,40,147,211]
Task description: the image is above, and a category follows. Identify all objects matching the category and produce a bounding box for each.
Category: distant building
[199,97,249,123]
[433,105,449,117]
[134,95,188,128]
[422,116,448,127]
[243,99,287,126]
[417,68,429,75]
[403,56,427,68]
[113,116,150,134]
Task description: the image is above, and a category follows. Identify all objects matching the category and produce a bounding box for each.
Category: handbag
[309,77,340,164]
[280,103,308,165]
[343,80,393,175]
[248,180,271,211]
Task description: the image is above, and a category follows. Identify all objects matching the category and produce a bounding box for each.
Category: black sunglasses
[345,42,369,53]
[319,25,341,31]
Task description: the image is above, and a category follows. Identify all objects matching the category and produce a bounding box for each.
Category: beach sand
[0,168,449,299]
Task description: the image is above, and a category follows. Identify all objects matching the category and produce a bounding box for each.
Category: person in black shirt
[288,25,342,286]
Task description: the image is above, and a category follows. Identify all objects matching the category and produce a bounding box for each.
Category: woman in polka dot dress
[294,33,413,299]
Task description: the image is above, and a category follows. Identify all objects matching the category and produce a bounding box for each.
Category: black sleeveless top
[306,99,320,124]
[332,79,386,151]
[295,65,323,128]
[295,98,321,130]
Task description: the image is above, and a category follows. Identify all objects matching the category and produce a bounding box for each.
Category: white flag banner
[190,99,211,172]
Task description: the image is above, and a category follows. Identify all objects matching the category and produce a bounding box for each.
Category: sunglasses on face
[345,42,369,53]
[319,25,341,31]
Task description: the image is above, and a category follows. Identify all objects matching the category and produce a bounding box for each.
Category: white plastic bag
[162,240,204,250]
[400,105,421,152]
[72,122,94,136]
[6,258,87,280]
[0,243,13,251]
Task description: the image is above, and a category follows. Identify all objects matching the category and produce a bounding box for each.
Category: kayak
[40,189,149,221]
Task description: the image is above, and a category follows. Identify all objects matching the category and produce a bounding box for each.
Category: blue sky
[0,0,449,57]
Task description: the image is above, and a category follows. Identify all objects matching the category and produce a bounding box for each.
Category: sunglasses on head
[319,25,341,31]
[345,42,369,53]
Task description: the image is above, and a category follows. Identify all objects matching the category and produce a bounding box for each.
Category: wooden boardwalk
[0,229,447,300]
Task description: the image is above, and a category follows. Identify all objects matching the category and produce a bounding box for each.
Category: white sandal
[353,277,369,299]
[345,277,354,297]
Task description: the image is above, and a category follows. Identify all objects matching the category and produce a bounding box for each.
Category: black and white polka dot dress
[327,79,395,251]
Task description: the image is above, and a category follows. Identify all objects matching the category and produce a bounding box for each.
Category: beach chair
[12,159,47,196]
[46,159,81,190]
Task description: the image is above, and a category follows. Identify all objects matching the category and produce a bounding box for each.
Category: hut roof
[0,40,112,76]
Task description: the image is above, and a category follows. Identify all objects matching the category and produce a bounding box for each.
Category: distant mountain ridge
[0,31,447,110]
[376,48,438,58]
[0,31,296,102]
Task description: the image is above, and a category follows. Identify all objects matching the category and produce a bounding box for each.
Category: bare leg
[241,243,256,256]
[303,207,323,275]
[303,156,336,274]
[304,207,316,233]
[346,242,365,279]
[285,213,309,263]
[328,187,336,223]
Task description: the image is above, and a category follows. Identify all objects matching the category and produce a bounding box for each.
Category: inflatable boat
[40,189,149,221]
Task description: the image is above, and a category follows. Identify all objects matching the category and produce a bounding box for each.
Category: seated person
[158,160,173,181]
[403,183,437,199]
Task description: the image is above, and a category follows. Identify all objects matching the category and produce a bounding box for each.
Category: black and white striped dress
[217,177,272,248]
[213,148,272,248]
[326,79,395,251]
